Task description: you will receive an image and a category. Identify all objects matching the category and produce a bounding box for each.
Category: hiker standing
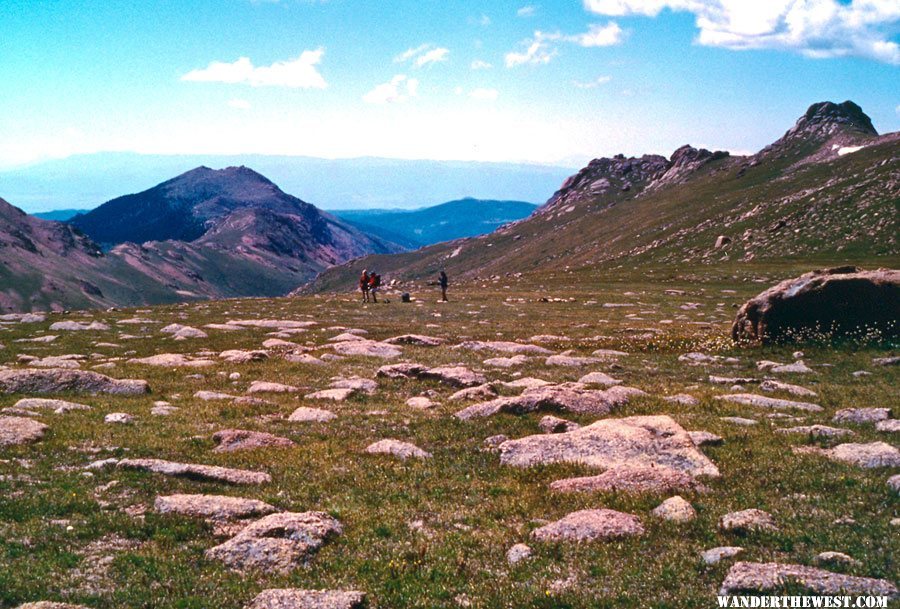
[359,269,370,303]
[369,271,380,303]
[439,270,449,301]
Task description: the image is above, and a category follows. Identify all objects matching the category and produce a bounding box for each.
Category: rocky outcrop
[531,509,644,543]
[732,267,900,344]
[117,458,271,485]
[0,416,49,446]
[245,589,367,609]
[0,368,149,395]
[719,561,897,597]
[455,384,644,419]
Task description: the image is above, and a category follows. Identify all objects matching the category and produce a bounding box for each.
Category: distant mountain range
[1,153,574,213]
[33,209,88,222]
[304,101,899,293]
[0,166,400,312]
[333,198,538,248]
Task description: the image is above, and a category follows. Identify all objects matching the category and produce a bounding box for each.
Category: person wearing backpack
[369,272,381,303]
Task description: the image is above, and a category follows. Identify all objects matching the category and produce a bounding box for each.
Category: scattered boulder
[0,368,149,395]
[716,393,822,412]
[406,396,436,409]
[419,366,486,388]
[807,442,900,468]
[832,408,890,424]
[454,341,552,355]
[731,267,900,344]
[501,377,552,390]
[0,416,48,446]
[128,353,215,367]
[507,543,533,565]
[760,380,817,397]
[331,340,401,359]
[531,509,644,543]
[775,425,854,438]
[702,546,744,565]
[719,509,777,533]
[219,350,268,364]
[873,356,899,366]
[330,377,377,394]
[888,475,899,493]
[384,334,443,346]
[500,415,720,478]
[161,324,208,339]
[365,439,431,460]
[665,394,699,406]
[550,464,706,494]
[545,355,601,367]
[206,512,342,573]
[876,419,900,433]
[814,551,861,568]
[719,561,898,597]
[449,384,497,402]
[651,496,696,522]
[538,415,580,434]
[578,372,622,386]
[12,398,90,414]
[483,355,528,368]
[50,321,110,331]
[687,431,723,446]
[104,412,134,425]
[247,381,300,394]
[212,429,294,452]
[15,604,91,609]
[155,494,278,521]
[305,388,356,402]
[456,384,645,420]
[245,589,367,609]
[288,407,336,423]
[117,458,271,485]
[194,391,237,401]
[375,363,429,379]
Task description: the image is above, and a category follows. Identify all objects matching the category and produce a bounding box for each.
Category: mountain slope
[334,198,538,247]
[304,101,899,293]
[32,209,90,222]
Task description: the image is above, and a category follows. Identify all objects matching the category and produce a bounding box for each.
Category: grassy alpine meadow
[0,262,897,609]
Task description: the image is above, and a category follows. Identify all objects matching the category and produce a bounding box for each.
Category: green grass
[0,265,897,608]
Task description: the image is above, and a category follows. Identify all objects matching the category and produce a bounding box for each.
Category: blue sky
[1,0,898,168]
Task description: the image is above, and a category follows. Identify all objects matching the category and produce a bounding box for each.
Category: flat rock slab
[50,321,109,331]
[366,439,431,460]
[195,391,237,401]
[804,442,900,468]
[719,509,777,533]
[449,384,497,402]
[248,381,300,394]
[775,425,854,438]
[0,416,49,446]
[760,380,817,397]
[219,350,268,363]
[719,562,898,597]
[117,458,271,485]
[500,415,720,478]
[876,419,900,433]
[454,341,553,355]
[0,368,149,395]
[578,372,622,386]
[531,509,643,543]
[161,324,208,339]
[687,431,723,446]
[832,408,891,424]
[550,464,707,494]
[13,398,91,414]
[305,388,356,402]
[16,604,91,609]
[155,494,278,521]
[213,429,295,452]
[206,511,341,573]
[288,407,336,423]
[419,366,486,388]
[128,354,215,368]
[545,355,602,367]
[375,363,429,379]
[717,393,823,412]
[245,589,367,609]
[227,320,317,330]
[331,340,401,359]
[456,384,645,420]
[384,334,443,346]
[702,546,744,565]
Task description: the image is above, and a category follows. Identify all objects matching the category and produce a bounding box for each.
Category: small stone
[406,396,436,409]
[814,551,861,568]
[366,439,431,460]
[578,371,622,386]
[194,391,237,401]
[833,408,891,424]
[538,415,580,434]
[687,431,723,446]
[651,496,696,522]
[889,475,900,493]
[506,543,532,564]
[104,412,134,425]
[876,419,900,433]
[702,546,744,565]
[288,407,336,423]
[719,509,777,533]
[247,381,300,394]
[305,388,356,401]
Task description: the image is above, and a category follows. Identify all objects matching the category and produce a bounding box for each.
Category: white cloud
[395,44,450,68]
[470,59,493,70]
[181,50,327,88]
[574,75,613,88]
[469,88,499,100]
[583,0,900,64]
[362,74,419,104]
[572,21,625,46]
[228,99,252,109]
[518,5,537,17]
[505,31,560,67]
[414,47,450,67]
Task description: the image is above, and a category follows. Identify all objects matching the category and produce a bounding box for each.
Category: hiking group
[359,269,449,303]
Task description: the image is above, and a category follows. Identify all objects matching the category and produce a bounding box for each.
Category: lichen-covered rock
[365,439,431,460]
[154,494,278,521]
[206,512,342,573]
[719,561,898,597]
[455,384,645,420]
[117,458,271,485]
[0,416,48,446]
[288,407,336,423]
[550,464,706,494]
[719,509,778,533]
[732,267,900,344]
[716,393,823,412]
[832,408,891,424]
[0,368,149,395]
[651,496,696,522]
[245,589,367,609]
[531,509,643,543]
[212,429,295,452]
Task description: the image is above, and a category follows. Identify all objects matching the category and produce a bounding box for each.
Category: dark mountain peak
[764,101,878,157]
[159,165,281,200]
[669,145,728,166]
[801,101,876,135]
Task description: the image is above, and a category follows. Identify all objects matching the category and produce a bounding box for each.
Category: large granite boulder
[732,267,900,344]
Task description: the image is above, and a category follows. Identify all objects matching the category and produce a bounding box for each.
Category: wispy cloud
[469,88,499,100]
[228,98,252,109]
[395,44,450,68]
[505,23,624,67]
[362,74,419,104]
[470,59,493,70]
[517,5,537,17]
[583,0,900,64]
[181,50,327,88]
[574,75,613,88]
[505,31,560,67]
